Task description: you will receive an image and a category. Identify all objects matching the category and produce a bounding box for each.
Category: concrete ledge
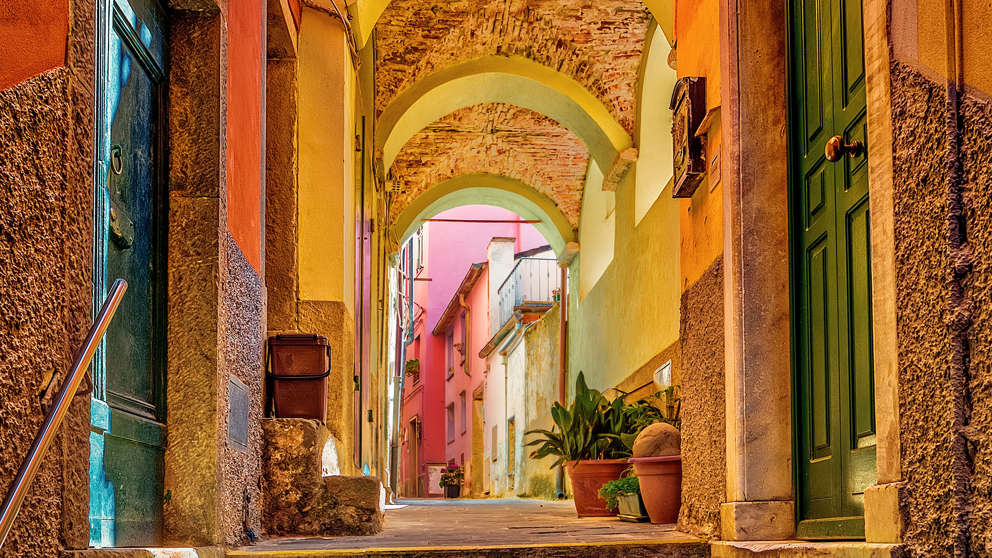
[864,482,904,543]
[710,541,905,558]
[721,501,795,541]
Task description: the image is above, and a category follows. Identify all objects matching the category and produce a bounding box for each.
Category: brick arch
[377,56,630,174]
[373,0,652,135]
[387,103,589,227]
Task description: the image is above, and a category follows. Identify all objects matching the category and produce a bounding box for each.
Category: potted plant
[526,372,637,517]
[404,359,420,377]
[439,462,464,498]
[598,474,648,522]
[626,386,682,524]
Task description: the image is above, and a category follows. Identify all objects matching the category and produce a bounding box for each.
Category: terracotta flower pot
[565,459,628,517]
[629,455,682,524]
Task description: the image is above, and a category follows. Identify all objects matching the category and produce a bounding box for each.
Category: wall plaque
[670,76,707,198]
[228,375,250,453]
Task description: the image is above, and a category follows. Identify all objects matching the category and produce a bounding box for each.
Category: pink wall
[399,205,547,496]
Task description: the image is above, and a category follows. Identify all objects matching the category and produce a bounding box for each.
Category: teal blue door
[90,0,167,547]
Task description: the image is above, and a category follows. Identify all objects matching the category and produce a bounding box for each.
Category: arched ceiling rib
[387,103,589,226]
[377,56,631,173]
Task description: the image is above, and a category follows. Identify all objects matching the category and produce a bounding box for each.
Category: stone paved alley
[231,500,703,556]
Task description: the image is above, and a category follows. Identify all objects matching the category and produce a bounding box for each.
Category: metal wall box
[670,76,707,198]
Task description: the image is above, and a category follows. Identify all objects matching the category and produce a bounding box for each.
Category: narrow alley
[2,0,992,557]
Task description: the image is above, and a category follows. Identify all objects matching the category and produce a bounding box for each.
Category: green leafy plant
[404,359,420,376]
[598,473,640,511]
[525,372,636,466]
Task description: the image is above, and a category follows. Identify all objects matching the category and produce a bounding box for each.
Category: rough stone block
[262,418,383,537]
[720,500,795,541]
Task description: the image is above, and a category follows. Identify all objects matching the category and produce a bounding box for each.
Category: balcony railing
[491,257,560,336]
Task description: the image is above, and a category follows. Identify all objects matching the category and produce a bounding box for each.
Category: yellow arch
[390,174,576,257]
[351,0,674,49]
[378,56,631,173]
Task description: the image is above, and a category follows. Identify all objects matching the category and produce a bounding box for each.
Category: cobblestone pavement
[236,498,701,553]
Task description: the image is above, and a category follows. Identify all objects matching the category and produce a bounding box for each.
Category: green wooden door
[789,0,876,538]
[96,0,168,546]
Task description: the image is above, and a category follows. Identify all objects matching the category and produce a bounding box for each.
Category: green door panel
[790,0,875,538]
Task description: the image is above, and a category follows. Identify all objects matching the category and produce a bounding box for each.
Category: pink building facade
[398,205,545,497]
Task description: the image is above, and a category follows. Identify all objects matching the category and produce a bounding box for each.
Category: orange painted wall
[674,0,724,290]
[0,1,68,90]
[226,0,265,272]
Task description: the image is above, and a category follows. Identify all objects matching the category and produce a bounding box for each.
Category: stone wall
[0,1,94,554]
[676,258,725,539]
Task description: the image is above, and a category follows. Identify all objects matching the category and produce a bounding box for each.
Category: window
[415,227,424,272]
[446,403,456,444]
[491,425,498,462]
[445,330,455,378]
[459,391,467,434]
[459,311,468,372]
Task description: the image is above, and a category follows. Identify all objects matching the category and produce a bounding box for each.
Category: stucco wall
[961,86,992,556]
[676,258,725,539]
[218,232,265,544]
[0,0,68,90]
[0,65,92,557]
[522,304,562,499]
[889,60,954,557]
[0,0,93,553]
[568,168,681,395]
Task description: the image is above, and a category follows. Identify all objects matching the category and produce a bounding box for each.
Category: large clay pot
[565,459,628,517]
[629,455,682,524]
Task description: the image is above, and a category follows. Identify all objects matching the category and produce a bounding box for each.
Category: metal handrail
[0,279,128,549]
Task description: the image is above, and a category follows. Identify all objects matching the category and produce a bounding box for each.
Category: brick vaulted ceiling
[376,0,652,227]
[388,103,589,226]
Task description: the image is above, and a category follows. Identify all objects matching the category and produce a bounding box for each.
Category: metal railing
[0,279,127,549]
[491,258,560,335]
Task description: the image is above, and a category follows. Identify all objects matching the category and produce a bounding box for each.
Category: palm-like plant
[525,372,629,467]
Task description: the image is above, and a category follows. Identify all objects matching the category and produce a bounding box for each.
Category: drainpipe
[555,265,568,499]
[943,1,973,555]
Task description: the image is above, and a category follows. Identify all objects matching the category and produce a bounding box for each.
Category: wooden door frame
[718,0,901,543]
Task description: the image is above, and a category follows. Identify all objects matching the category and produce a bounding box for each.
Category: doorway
[91,0,168,546]
[788,0,876,539]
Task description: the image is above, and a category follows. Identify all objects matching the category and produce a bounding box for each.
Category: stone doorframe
[718,0,902,543]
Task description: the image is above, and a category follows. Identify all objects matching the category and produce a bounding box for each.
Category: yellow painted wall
[567,17,682,394]
[298,9,356,314]
[635,26,677,226]
[577,161,614,300]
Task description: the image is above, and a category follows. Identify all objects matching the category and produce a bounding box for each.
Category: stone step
[710,541,905,558]
[225,539,709,558]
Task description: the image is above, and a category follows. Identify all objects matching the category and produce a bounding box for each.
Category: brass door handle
[825,135,863,162]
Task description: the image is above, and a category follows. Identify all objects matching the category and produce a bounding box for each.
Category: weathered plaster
[678,258,726,539]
